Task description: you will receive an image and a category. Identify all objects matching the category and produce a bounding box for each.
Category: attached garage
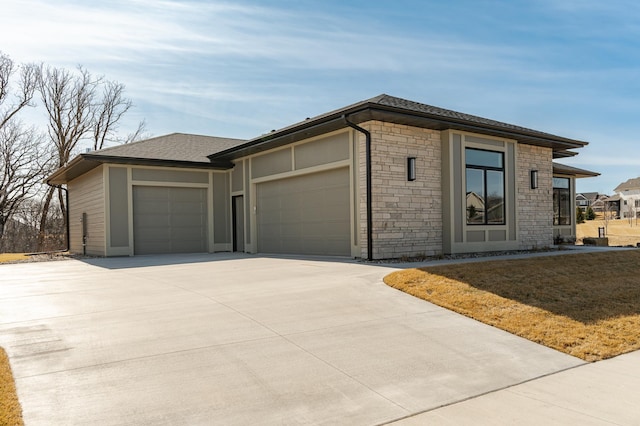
[133,186,208,255]
[256,167,351,256]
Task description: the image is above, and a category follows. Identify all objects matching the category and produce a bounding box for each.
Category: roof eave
[46,154,233,185]
[552,162,600,178]
[208,101,589,161]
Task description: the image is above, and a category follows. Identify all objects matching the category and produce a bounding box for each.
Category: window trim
[465,148,505,226]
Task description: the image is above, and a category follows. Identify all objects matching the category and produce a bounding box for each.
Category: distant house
[613,177,640,219]
[46,94,599,259]
[575,192,609,214]
[603,194,621,219]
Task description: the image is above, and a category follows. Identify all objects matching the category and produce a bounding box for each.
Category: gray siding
[294,133,349,169]
[131,168,208,183]
[68,166,105,255]
[213,173,231,244]
[108,167,129,247]
[251,148,292,178]
[231,162,243,192]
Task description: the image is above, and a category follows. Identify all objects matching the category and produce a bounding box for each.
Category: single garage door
[133,186,207,255]
[257,167,350,256]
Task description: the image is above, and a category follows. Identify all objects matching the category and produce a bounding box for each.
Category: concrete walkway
[390,350,640,425]
[0,250,636,424]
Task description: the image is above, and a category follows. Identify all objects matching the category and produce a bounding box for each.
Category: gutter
[343,114,373,261]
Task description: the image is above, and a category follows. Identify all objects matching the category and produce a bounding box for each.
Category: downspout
[342,114,373,261]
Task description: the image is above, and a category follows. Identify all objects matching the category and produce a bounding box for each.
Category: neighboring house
[613,177,640,219]
[46,94,599,259]
[576,192,595,212]
[576,192,609,214]
[603,194,621,219]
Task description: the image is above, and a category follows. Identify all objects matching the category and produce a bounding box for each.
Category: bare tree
[36,65,136,249]
[121,119,148,144]
[0,123,50,246]
[92,80,132,150]
[0,52,43,251]
[0,52,37,129]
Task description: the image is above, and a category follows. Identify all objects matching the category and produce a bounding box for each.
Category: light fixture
[530,170,538,189]
[407,157,416,181]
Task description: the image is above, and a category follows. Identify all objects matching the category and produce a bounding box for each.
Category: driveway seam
[375,361,588,425]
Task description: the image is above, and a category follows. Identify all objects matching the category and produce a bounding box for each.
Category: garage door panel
[257,168,350,256]
[171,214,205,227]
[133,186,207,255]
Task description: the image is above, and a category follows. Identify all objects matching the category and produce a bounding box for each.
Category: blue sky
[2,0,639,193]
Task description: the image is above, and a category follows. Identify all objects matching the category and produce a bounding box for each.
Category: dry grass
[0,252,70,264]
[577,219,640,246]
[0,253,29,263]
[0,347,23,426]
[384,250,640,362]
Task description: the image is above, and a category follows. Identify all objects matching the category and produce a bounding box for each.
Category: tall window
[465,148,505,225]
[553,177,571,225]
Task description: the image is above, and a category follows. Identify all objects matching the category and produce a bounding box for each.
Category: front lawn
[384,250,640,362]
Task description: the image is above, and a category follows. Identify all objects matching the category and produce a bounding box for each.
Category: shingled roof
[614,177,640,193]
[47,133,246,184]
[48,94,593,185]
[209,94,589,161]
[89,133,246,163]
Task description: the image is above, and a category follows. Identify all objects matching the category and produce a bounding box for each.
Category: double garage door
[256,167,351,256]
[133,186,207,255]
[131,168,351,256]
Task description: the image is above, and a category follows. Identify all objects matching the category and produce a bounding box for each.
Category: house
[46,94,599,259]
[603,194,621,219]
[575,192,609,214]
[613,177,640,219]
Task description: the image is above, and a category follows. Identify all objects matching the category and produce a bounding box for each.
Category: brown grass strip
[0,254,29,264]
[0,347,23,426]
[384,250,640,362]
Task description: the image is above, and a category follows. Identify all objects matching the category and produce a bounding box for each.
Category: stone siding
[357,121,442,259]
[517,144,553,249]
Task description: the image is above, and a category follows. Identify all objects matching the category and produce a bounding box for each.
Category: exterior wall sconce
[407,157,416,181]
[530,170,538,189]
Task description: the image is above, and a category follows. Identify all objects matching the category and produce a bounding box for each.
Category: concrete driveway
[0,254,583,425]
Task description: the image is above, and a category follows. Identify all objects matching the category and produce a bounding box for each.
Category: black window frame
[465,148,505,225]
[553,177,571,226]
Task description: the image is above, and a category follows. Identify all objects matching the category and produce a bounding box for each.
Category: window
[553,177,571,225]
[465,148,504,225]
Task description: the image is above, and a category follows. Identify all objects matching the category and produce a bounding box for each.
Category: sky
[2,0,639,194]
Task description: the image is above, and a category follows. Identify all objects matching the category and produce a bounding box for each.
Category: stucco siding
[68,166,105,256]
